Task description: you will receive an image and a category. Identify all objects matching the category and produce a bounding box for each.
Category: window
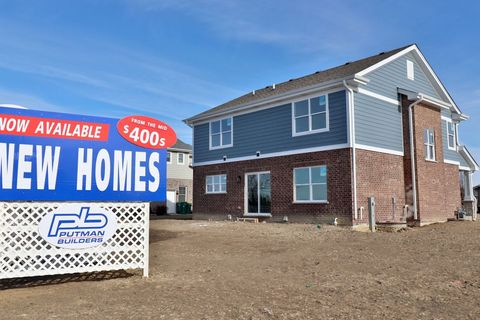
[293,95,328,136]
[178,186,187,202]
[167,152,171,164]
[447,120,456,150]
[294,166,327,202]
[206,174,227,193]
[188,154,192,166]
[177,153,185,165]
[210,117,232,149]
[424,128,435,161]
[407,60,414,80]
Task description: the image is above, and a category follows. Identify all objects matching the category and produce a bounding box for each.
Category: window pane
[178,153,184,163]
[311,113,326,130]
[429,130,434,144]
[294,100,308,116]
[295,168,310,184]
[312,184,327,201]
[207,176,213,185]
[311,167,327,183]
[448,135,454,148]
[167,152,171,162]
[214,183,220,192]
[207,184,213,192]
[221,183,226,192]
[211,134,221,147]
[222,131,231,145]
[448,122,454,134]
[310,96,326,113]
[429,145,435,159]
[221,175,227,183]
[221,118,231,131]
[295,116,309,133]
[214,175,220,184]
[424,144,429,159]
[296,185,310,201]
[424,129,429,143]
[211,120,220,134]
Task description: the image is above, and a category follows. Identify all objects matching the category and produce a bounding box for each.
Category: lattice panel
[0,202,149,279]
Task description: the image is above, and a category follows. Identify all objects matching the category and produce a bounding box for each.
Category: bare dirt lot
[2,220,480,319]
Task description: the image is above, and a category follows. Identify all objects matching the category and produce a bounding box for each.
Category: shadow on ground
[0,270,135,291]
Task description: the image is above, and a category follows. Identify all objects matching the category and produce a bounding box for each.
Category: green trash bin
[176,202,191,214]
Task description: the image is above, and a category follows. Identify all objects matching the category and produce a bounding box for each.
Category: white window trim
[445,119,456,151]
[292,94,330,137]
[205,174,227,194]
[177,152,185,165]
[166,152,172,164]
[407,60,415,80]
[209,117,233,150]
[293,166,328,203]
[424,128,436,161]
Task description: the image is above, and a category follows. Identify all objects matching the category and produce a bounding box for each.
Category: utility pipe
[343,80,358,220]
[408,96,424,220]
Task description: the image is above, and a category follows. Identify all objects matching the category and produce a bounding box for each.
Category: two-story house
[184,44,478,226]
[166,139,193,213]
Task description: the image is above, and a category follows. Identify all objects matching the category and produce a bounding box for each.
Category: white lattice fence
[0,202,149,280]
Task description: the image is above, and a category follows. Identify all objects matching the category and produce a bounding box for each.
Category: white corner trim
[357,88,400,105]
[459,165,471,171]
[355,144,404,156]
[193,143,349,167]
[443,159,460,166]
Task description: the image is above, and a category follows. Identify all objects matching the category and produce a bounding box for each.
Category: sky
[0,0,479,182]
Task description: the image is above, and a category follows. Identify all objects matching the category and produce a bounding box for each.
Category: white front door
[245,172,271,216]
[166,190,176,214]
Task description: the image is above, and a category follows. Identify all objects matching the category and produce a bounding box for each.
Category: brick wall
[355,149,406,224]
[193,148,354,225]
[167,178,193,203]
[411,102,462,223]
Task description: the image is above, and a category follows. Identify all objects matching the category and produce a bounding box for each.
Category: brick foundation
[355,149,407,224]
[193,148,354,225]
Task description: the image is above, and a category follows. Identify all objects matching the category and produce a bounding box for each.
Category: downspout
[343,80,358,220]
[408,96,424,220]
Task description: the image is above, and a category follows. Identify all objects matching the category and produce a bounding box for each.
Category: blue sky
[1,0,479,182]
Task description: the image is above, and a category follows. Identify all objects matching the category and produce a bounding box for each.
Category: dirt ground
[2,220,480,319]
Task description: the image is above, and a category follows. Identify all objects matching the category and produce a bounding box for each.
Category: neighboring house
[474,185,480,213]
[166,139,193,213]
[184,44,479,226]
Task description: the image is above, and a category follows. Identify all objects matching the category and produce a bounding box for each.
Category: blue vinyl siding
[354,93,403,152]
[193,90,347,163]
[442,120,461,162]
[363,52,441,101]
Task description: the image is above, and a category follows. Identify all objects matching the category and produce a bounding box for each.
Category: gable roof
[185,45,411,124]
[185,44,465,125]
[169,138,192,152]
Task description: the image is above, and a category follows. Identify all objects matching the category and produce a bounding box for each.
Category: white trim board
[357,88,400,105]
[443,159,460,166]
[193,143,349,167]
[355,144,404,156]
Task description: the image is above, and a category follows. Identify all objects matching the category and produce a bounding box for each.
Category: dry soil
[1,219,480,319]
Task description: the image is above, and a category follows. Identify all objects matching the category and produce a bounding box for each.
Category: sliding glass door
[246,172,271,215]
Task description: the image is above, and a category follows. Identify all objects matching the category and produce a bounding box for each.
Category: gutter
[343,80,358,221]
